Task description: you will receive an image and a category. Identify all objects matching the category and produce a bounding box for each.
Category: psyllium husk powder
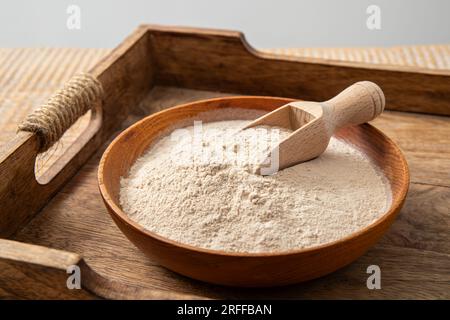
[120,120,391,253]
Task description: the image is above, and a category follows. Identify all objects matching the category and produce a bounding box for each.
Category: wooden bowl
[98,96,409,287]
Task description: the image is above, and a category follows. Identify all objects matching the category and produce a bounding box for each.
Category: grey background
[0,0,449,48]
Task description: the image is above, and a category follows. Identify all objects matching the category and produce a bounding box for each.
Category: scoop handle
[324,81,385,129]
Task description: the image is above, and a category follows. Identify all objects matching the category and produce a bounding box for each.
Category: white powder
[120,120,391,253]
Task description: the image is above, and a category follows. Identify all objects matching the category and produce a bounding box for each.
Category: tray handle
[0,26,152,238]
[18,73,103,153]
[0,73,104,237]
[0,239,205,300]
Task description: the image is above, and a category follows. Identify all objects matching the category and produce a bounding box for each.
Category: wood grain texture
[372,111,450,187]
[378,183,450,254]
[12,87,449,298]
[147,25,450,116]
[0,239,203,299]
[0,239,95,299]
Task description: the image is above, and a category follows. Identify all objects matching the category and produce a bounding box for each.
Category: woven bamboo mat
[1,45,449,154]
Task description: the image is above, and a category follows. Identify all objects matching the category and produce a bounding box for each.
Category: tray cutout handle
[18,73,103,184]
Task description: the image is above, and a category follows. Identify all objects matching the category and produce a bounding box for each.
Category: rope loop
[18,73,103,152]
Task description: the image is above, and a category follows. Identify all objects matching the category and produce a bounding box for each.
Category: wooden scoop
[245,81,385,175]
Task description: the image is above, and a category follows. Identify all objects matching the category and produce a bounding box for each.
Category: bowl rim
[98,95,410,258]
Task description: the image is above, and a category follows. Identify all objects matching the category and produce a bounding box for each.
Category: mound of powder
[120,120,391,253]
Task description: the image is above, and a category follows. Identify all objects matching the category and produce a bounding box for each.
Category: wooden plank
[0,239,96,299]
[378,183,450,254]
[12,87,450,299]
[372,111,450,187]
[243,245,450,299]
[0,239,205,300]
[146,25,450,116]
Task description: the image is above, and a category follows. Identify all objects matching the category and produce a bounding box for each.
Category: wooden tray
[1,25,449,299]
